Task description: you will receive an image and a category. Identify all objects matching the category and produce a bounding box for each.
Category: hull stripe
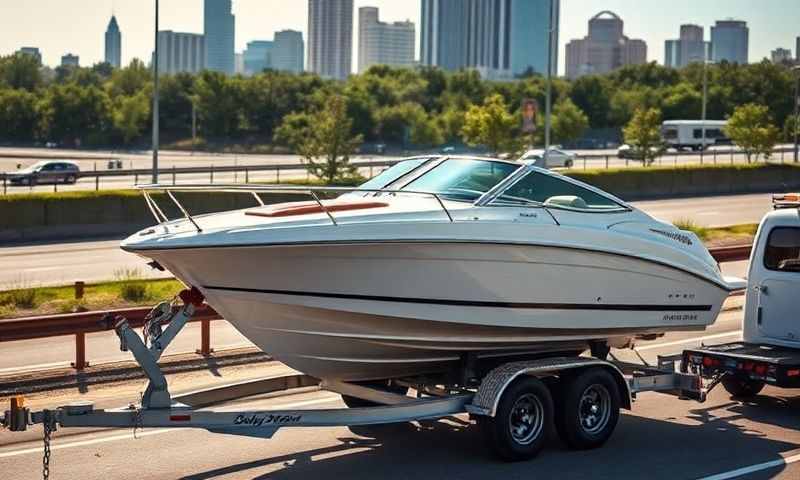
[203,285,713,312]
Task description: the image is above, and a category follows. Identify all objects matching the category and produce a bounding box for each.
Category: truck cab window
[764,227,800,272]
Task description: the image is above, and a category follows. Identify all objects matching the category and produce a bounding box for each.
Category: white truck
[682,193,800,396]
[661,120,730,151]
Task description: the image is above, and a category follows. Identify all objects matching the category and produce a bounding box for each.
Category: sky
[0,0,798,75]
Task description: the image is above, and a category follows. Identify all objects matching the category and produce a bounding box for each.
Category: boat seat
[245,199,390,218]
[544,195,588,209]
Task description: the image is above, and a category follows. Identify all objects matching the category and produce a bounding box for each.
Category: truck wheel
[341,381,409,408]
[479,376,553,462]
[554,367,620,450]
[721,375,765,398]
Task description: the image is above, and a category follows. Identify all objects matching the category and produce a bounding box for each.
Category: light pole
[543,0,557,162]
[700,60,713,164]
[793,66,800,163]
[152,0,160,183]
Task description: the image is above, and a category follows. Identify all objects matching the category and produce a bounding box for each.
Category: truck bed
[683,342,800,388]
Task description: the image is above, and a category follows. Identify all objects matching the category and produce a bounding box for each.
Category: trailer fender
[467,357,632,418]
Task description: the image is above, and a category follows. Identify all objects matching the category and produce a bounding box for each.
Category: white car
[519,148,576,169]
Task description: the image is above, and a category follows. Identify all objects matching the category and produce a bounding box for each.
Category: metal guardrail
[1,146,798,195]
[0,304,221,370]
[0,244,752,373]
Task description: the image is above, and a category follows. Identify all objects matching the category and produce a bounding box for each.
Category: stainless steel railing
[138,184,455,232]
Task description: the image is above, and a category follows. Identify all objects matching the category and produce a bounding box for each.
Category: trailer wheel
[721,375,765,398]
[341,381,409,408]
[479,376,553,462]
[554,367,620,450]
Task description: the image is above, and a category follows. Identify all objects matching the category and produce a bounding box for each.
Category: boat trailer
[3,289,712,475]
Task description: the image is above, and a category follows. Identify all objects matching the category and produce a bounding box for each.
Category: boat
[121,156,741,381]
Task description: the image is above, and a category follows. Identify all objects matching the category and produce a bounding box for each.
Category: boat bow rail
[137,183,456,232]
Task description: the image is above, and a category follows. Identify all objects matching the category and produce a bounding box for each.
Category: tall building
[710,20,748,64]
[104,15,122,68]
[565,11,647,79]
[243,40,273,76]
[421,0,558,79]
[155,31,206,74]
[16,47,42,65]
[771,48,792,64]
[308,0,353,80]
[358,7,414,73]
[204,0,235,74]
[664,24,709,68]
[420,0,467,71]
[273,30,304,73]
[60,53,79,67]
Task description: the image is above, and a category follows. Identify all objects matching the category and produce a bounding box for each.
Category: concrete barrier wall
[3,164,800,243]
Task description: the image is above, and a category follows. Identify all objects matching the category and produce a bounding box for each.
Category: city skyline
[1,0,797,75]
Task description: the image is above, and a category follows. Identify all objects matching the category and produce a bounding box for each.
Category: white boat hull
[138,241,730,381]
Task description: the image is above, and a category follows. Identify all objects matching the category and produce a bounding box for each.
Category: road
[2,145,797,195]
[2,308,799,480]
[0,193,766,288]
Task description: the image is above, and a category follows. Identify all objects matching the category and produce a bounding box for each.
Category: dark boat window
[403,159,519,202]
[495,171,624,212]
[764,227,800,272]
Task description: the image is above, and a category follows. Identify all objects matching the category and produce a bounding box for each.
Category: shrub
[674,218,708,240]
[115,268,150,302]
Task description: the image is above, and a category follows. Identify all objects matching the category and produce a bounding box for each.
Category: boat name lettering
[234,414,302,426]
[650,229,693,246]
[519,212,538,218]
[662,313,698,322]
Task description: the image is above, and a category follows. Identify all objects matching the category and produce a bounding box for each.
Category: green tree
[0,88,39,141]
[275,95,362,183]
[568,75,611,128]
[107,59,150,97]
[39,83,112,146]
[623,107,664,165]
[784,115,799,144]
[551,98,589,144]
[375,102,442,146]
[112,92,150,144]
[461,94,523,155]
[724,103,781,163]
[193,71,243,138]
[0,53,42,91]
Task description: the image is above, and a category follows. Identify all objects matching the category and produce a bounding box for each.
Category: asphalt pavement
[1,308,799,480]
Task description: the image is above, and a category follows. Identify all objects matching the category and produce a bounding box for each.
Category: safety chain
[42,411,55,480]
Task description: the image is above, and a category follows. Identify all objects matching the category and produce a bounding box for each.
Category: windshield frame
[398,157,522,203]
[476,163,632,213]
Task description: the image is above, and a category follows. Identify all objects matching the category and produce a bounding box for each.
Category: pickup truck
[682,193,800,397]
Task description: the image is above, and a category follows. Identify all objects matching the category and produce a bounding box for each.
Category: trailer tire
[721,375,765,398]
[554,367,620,450]
[341,381,409,408]
[479,376,553,462]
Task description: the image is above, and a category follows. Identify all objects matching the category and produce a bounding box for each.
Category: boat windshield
[356,157,431,192]
[402,159,520,202]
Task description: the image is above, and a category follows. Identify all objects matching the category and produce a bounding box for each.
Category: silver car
[6,161,80,186]
[519,148,576,169]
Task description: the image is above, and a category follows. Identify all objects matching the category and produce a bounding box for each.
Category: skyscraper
[358,7,414,73]
[308,0,353,80]
[243,40,273,76]
[771,48,792,64]
[154,31,206,74]
[273,30,304,74]
[204,0,235,74]
[420,0,468,71]
[105,15,122,68]
[565,11,647,79]
[421,0,558,79]
[710,20,748,64]
[61,53,80,68]
[664,24,709,68]
[16,47,42,66]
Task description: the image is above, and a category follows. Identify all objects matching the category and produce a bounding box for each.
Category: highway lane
[0,193,766,288]
[2,310,799,480]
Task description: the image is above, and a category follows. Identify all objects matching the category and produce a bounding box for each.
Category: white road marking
[698,452,800,480]
[0,395,341,458]
[635,330,742,351]
[0,361,71,375]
